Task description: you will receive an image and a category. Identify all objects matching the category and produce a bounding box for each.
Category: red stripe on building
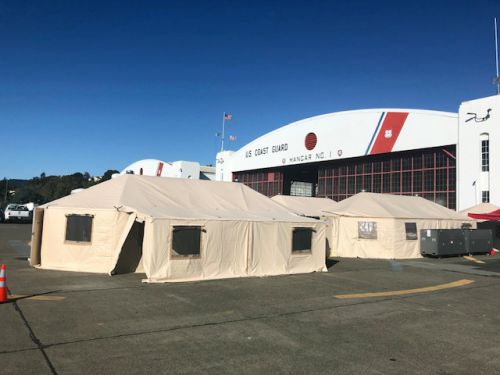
[369,112,409,155]
[156,162,164,176]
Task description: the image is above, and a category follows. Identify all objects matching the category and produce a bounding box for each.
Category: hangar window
[332,178,339,195]
[171,226,203,258]
[292,228,313,254]
[339,177,347,194]
[382,174,391,193]
[364,163,372,174]
[449,169,456,187]
[413,171,422,191]
[402,172,411,192]
[391,172,401,192]
[424,171,434,191]
[405,223,418,240]
[358,222,377,239]
[436,169,447,190]
[290,181,313,197]
[436,153,447,168]
[372,174,381,193]
[413,155,422,170]
[402,157,411,171]
[65,214,93,242]
[363,175,372,191]
[424,154,434,169]
[318,181,325,196]
[348,176,355,194]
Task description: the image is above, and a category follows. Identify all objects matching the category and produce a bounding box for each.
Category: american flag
[229,135,237,141]
[224,113,233,121]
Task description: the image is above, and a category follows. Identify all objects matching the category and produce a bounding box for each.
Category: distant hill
[1,170,118,208]
[4,179,29,188]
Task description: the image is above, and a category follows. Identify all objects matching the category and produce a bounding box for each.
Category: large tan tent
[271,195,338,257]
[461,203,500,250]
[30,175,326,282]
[324,193,475,259]
[271,195,338,218]
[459,203,500,218]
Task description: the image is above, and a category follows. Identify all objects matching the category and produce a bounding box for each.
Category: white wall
[171,161,200,179]
[121,159,202,179]
[217,109,457,182]
[216,151,235,181]
[458,95,500,210]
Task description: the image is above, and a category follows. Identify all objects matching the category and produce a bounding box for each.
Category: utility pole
[3,179,7,207]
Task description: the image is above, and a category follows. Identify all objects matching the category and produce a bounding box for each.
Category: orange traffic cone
[0,264,7,303]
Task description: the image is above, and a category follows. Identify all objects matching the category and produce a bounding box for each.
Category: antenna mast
[495,17,500,94]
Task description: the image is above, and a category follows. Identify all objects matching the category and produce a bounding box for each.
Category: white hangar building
[121,159,215,180]
[216,94,500,211]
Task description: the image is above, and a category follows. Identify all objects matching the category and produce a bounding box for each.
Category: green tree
[101,170,119,182]
[3,169,117,206]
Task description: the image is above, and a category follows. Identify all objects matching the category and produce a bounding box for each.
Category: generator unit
[420,229,492,257]
[466,229,494,254]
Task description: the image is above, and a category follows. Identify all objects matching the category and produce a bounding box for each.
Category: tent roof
[468,209,500,221]
[459,202,500,215]
[324,192,470,220]
[271,195,337,217]
[42,175,316,222]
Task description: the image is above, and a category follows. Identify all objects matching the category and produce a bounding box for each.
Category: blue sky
[1,0,499,179]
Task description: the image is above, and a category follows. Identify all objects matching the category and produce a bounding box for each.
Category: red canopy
[468,209,500,221]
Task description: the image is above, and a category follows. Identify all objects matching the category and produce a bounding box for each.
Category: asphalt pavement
[2,224,500,374]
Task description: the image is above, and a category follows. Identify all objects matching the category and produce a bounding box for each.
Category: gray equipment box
[465,229,493,253]
[420,229,492,257]
[420,229,465,256]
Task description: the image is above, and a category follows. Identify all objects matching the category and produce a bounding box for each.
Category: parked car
[4,204,18,221]
[0,208,4,223]
[5,204,33,223]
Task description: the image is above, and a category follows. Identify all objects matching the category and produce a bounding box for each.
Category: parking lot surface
[2,224,500,374]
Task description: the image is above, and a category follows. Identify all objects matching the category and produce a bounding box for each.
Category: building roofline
[232,108,457,153]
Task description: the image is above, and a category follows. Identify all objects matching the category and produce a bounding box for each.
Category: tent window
[405,222,418,240]
[171,226,202,258]
[358,221,377,239]
[65,214,93,242]
[292,228,313,254]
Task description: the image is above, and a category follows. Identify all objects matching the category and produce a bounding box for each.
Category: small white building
[121,159,215,180]
[458,95,500,210]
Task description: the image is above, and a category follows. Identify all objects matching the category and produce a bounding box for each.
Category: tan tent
[271,195,338,257]
[459,203,500,218]
[30,175,326,282]
[324,193,475,259]
[460,202,500,250]
[271,195,338,218]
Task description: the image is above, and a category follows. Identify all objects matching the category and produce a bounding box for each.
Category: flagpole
[221,112,225,152]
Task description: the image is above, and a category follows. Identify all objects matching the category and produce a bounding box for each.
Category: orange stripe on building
[370,112,409,155]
